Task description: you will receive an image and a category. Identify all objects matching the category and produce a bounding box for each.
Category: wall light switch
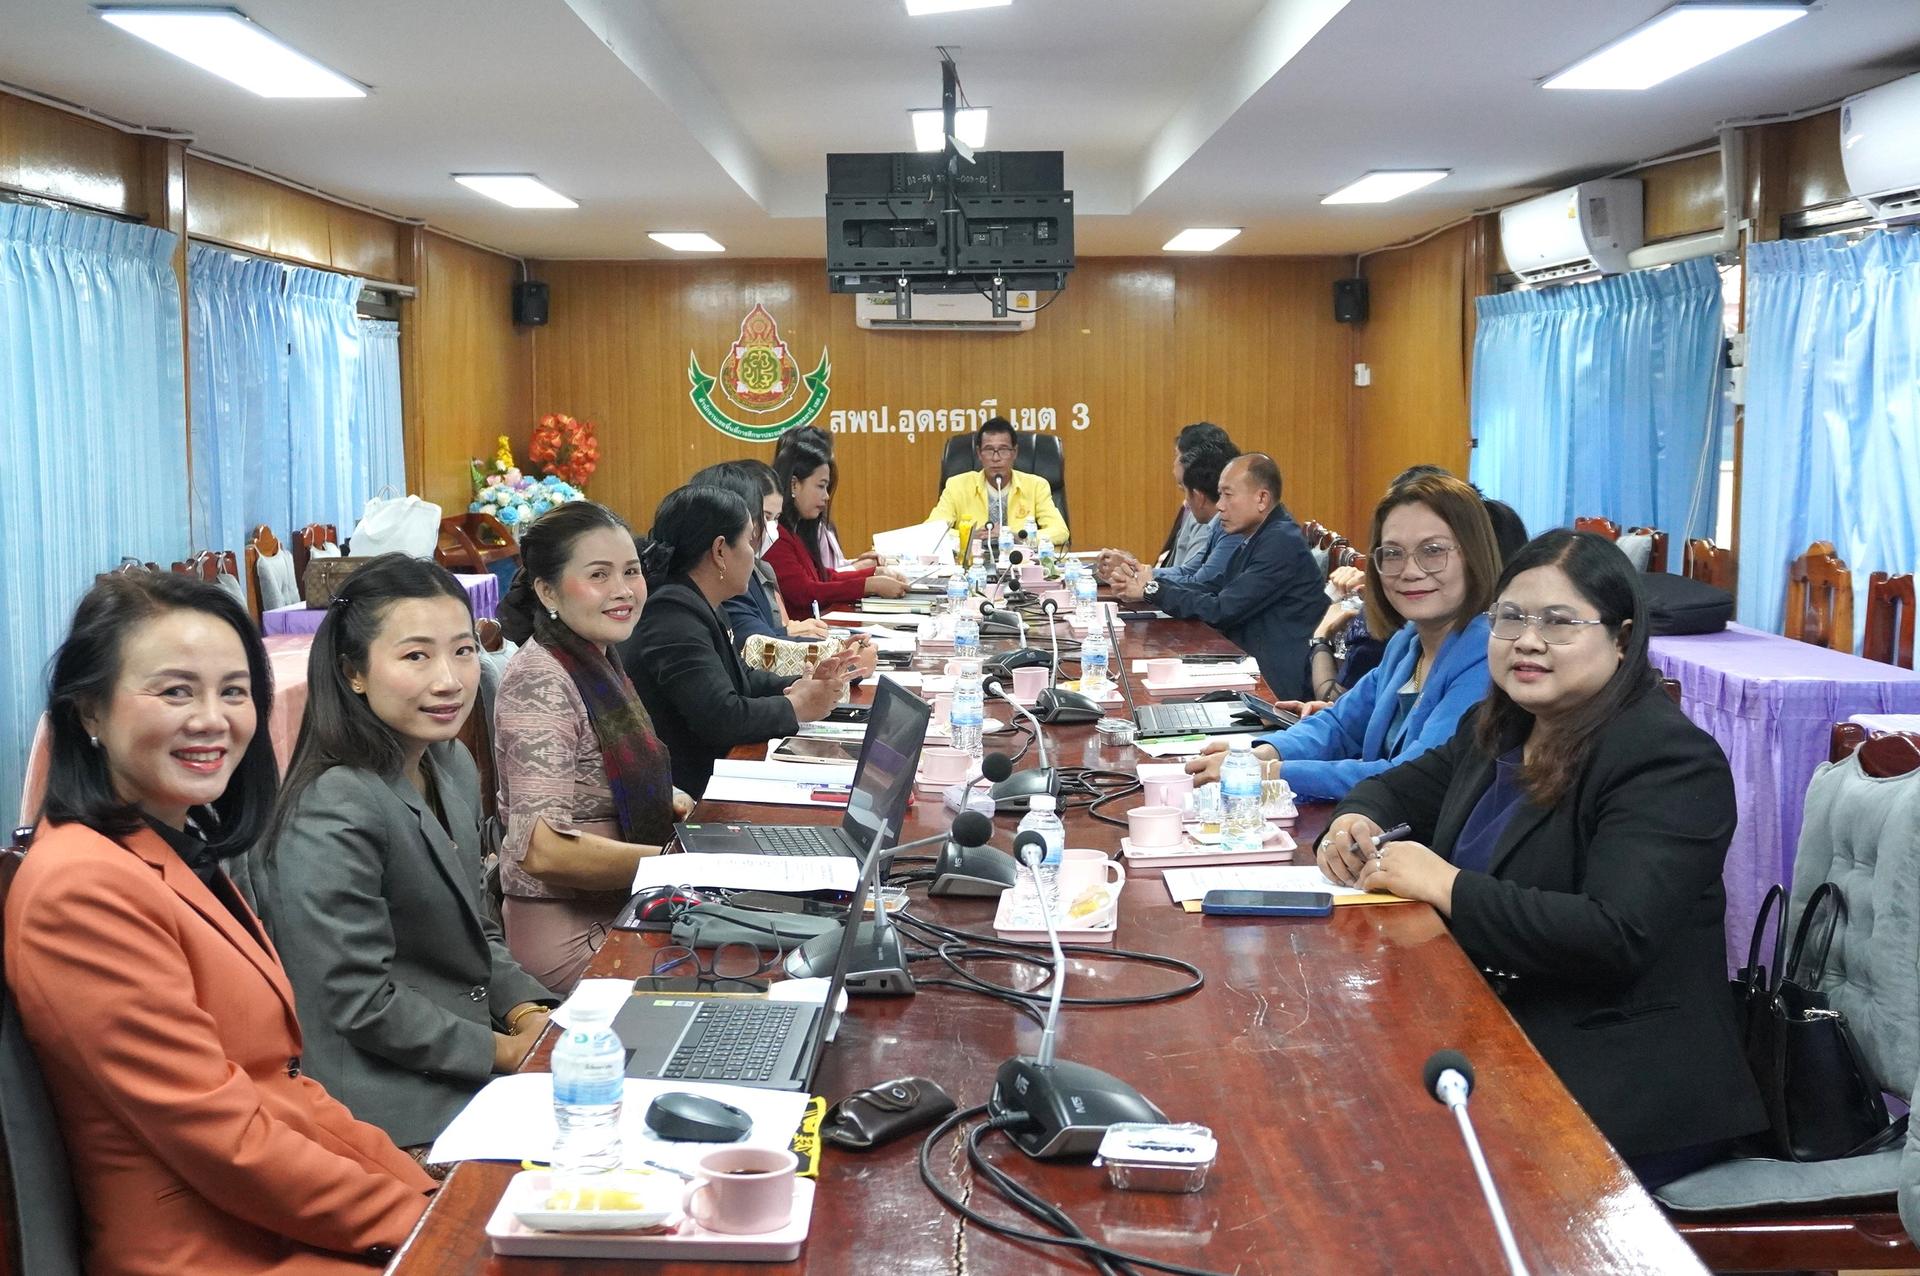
[1354,363,1371,387]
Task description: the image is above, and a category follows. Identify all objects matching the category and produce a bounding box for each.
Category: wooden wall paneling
[409,231,532,512]
[1642,151,1726,242]
[0,90,143,216]
[527,257,1353,559]
[183,155,403,281]
[1778,109,1847,215]
[1350,220,1484,537]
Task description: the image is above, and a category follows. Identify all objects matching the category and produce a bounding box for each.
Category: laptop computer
[1110,613,1298,738]
[612,824,879,1091]
[674,675,931,859]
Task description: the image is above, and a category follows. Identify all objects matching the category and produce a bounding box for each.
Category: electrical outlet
[1354,363,1371,387]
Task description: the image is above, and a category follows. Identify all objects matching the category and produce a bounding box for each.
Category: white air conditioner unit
[1841,71,1920,224]
[1499,180,1643,286]
[854,291,1035,332]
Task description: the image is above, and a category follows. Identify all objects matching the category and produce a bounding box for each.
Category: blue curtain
[187,249,367,553]
[348,317,405,517]
[1469,255,1726,544]
[188,246,290,552]
[0,204,190,811]
[1740,230,1920,637]
[286,266,364,533]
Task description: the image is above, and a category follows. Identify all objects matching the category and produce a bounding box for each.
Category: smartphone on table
[1200,890,1333,917]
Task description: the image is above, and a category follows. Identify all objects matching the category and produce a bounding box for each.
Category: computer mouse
[1193,689,1243,703]
[644,1092,753,1143]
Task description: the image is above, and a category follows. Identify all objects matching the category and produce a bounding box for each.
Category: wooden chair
[1672,720,1920,1273]
[1301,519,1327,547]
[1661,677,1683,705]
[1574,516,1621,540]
[434,513,518,577]
[1331,545,1366,572]
[290,523,338,584]
[1785,541,1855,653]
[242,526,282,623]
[476,618,503,653]
[1626,526,1670,574]
[1685,538,1736,593]
[1862,572,1916,670]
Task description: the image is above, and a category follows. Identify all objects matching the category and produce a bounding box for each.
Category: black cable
[893,911,1204,1007]
[916,1106,1237,1276]
[971,279,1070,314]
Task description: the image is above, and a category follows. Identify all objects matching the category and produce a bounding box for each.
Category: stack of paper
[632,853,859,895]
[703,758,855,807]
[1160,864,1412,910]
[872,521,953,560]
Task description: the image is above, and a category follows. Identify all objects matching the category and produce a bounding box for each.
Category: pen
[1371,823,1413,850]
[812,601,822,621]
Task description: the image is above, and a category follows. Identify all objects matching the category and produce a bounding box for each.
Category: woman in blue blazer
[1189,473,1503,802]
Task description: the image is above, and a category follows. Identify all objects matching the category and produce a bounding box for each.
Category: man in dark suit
[1116,453,1326,699]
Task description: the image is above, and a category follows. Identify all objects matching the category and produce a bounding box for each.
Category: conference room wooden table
[388,612,1703,1275]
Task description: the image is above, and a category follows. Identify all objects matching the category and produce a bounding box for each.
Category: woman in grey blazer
[247,556,554,1153]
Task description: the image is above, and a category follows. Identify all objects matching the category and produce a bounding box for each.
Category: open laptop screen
[838,677,930,852]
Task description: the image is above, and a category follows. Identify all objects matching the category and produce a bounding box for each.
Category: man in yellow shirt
[926,417,1070,547]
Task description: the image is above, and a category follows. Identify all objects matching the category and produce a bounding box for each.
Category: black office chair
[0,839,84,1276]
[937,433,1068,528]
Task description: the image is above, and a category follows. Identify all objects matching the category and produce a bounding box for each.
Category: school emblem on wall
[687,303,831,442]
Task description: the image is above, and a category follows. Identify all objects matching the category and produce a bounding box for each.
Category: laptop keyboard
[747,825,841,856]
[1141,703,1228,734]
[662,1001,801,1083]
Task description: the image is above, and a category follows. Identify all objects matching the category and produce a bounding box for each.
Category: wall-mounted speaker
[512,280,550,327]
[1333,277,1368,325]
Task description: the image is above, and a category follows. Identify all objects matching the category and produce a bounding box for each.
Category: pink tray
[487,1172,814,1262]
[992,887,1118,944]
[1119,832,1296,875]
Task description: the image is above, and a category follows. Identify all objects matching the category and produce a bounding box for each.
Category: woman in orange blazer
[3,573,433,1275]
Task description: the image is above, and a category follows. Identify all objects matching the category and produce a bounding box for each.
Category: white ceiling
[3,0,1918,263]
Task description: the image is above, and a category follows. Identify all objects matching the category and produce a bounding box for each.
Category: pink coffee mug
[1059,847,1126,891]
[921,746,970,784]
[1146,658,1182,683]
[682,1146,797,1235]
[1143,773,1194,808]
[1020,564,1046,586]
[931,693,953,728]
[1126,805,1184,848]
[1011,665,1048,701]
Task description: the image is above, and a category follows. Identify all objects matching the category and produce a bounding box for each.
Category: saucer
[1186,822,1283,846]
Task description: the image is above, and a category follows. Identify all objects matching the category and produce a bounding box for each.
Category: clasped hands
[1316,813,1458,913]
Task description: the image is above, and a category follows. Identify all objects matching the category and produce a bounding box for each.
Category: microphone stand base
[784,920,917,996]
[928,842,1018,897]
[990,768,1059,814]
[988,1056,1167,1159]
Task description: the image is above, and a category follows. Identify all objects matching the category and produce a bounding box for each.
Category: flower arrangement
[469,435,585,532]
[529,413,600,488]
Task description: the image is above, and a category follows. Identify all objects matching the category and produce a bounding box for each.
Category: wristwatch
[1308,638,1334,657]
[1141,580,1161,601]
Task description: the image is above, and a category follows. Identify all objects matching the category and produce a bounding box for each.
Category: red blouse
[762,529,874,617]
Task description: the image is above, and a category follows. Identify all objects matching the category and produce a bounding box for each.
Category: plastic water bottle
[1016,794,1067,867]
[1221,744,1265,854]
[1037,534,1056,573]
[951,661,985,760]
[1023,514,1039,548]
[997,522,1015,566]
[966,548,988,596]
[944,572,968,616]
[551,1005,624,1180]
[953,607,981,662]
[1080,627,1110,697]
[1073,568,1099,630]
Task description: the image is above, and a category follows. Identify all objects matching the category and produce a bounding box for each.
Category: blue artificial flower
[469,500,485,514]
[498,505,520,524]
[532,498,552,515]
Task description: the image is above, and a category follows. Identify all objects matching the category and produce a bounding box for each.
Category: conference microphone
[987,831,1165,1158]
[983,678,1059,812]
[930,764,1018,895]
[783,818,986,994]
[1424,1050,1530,1276]
[1000,547,1037,607]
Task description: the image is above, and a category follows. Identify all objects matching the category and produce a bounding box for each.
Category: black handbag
[1641,571,1734,635]
[1738,882,1903,1162]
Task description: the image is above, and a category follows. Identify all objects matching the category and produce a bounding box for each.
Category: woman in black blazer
[622,484,855,797]
[1322,530,1765,1185]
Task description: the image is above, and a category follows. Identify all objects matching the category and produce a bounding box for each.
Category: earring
[548,607,559,620]
[89,734,100,749]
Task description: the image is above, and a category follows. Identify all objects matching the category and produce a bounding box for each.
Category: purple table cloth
[261,572,500,636]
[1649,623,1920,965]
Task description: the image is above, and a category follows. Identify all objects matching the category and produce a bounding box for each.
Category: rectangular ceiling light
[98,6,365,98]
[1321,170,1450,205]
[904,0,1013,15]
[1163,228,1242,252]
[910,108,989,152]
[649,232,726,253]
[453,174,578,209]
[1543,2,1809,91]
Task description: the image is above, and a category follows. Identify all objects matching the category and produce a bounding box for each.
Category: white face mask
[759,521,780,556]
